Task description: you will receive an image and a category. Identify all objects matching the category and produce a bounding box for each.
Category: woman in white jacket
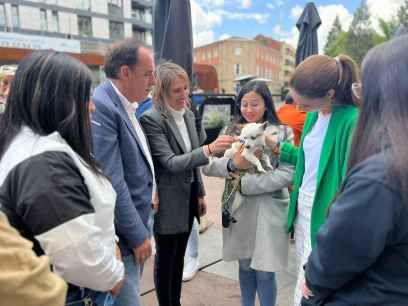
[0,51,124,306]
[203,80,294,306]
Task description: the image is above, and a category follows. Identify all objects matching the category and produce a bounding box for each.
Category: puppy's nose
[245,145,250,149]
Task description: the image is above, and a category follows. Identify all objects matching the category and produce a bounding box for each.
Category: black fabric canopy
[153,0,193,79]
[295,2,321,66]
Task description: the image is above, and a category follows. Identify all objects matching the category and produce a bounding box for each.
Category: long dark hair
[0,50,101,175]
[290,54,360,106]
[236,80,281,125]
[348,35,408,197]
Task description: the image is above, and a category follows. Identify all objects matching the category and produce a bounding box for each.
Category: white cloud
[291,5,303,20]
[367,0,404,31]
[317,4,353,51]
[191,0,223,47]
[276,0,284,7]
[215,10,269,24]
[277,4,353,52]
[220,34,231,40]
[266,3,275,10]
[195,30,216,47]
[201,0,225,7]
[273,25,290,37]
[241,0,252,9]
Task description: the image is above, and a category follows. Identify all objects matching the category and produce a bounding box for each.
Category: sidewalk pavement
[141,176,297,306]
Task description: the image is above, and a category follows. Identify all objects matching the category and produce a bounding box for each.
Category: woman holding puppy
[203,80,294,306]
[265,54,360,306]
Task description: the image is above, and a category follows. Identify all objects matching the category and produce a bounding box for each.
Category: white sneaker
[182,257,199,282]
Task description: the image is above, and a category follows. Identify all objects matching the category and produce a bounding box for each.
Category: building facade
[194,35,295,95]
[280,42,295,88]
[0,0,153,68]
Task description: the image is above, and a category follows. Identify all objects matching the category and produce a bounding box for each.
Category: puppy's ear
[260,121,268,130]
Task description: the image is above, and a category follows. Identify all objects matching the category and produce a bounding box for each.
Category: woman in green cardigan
[267,54,360,306]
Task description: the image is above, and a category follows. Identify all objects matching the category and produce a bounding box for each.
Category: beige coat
[202,124,294,272]
[0,213,67,306]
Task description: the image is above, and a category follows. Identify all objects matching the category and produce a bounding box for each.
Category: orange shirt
[277,104,307,146]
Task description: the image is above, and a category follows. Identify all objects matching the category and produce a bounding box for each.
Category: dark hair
[104,38,144,79]
[348,35,408,199]
[290,54,360,106]
[285,93,294,104]
[236,80,281,125]
[0,51,101,175]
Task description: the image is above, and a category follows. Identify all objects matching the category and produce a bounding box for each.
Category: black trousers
[154,184,197,306]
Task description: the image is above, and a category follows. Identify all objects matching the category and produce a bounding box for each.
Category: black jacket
[302,150,408,306]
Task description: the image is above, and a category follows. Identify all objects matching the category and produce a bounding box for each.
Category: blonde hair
[153,61,190,111]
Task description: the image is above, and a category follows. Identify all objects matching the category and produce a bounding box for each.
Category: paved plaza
[140,176,297,306]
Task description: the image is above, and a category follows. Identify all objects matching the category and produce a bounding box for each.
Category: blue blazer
[91,80,153,256]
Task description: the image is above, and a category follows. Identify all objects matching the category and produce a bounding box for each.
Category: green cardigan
[280,105,358,247]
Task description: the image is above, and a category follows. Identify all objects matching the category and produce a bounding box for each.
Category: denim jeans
[65,287,114,306]
[113,255,143,306]
[238,259,277,306]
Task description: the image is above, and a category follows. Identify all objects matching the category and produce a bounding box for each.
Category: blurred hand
[115,243,122,262]
[110,243,124,295]
[152,191,159,213]
[301,281,314,300]
[198,197,207,217]
[232,147,262,170]
[208,135,237,155]
[265,134,278,150]
[133,238,152,264]
[110,278,124,296]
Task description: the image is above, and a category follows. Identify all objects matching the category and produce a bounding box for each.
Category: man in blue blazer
[91,39,156,306]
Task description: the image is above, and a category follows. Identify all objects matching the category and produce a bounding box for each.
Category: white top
[110,81,156,196]
[299,112,332,196]
[0,127,124,291]
[168,106,192,153]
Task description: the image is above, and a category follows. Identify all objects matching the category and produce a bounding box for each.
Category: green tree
[324,16,343,55]
[345,0,375,65]
[325,31,348,57]
[397,0,408,28]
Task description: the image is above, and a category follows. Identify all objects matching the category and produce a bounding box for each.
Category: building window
[11,5,19,29]
[145,9,152,24]
[132,8,144,21]
[110,21,124,40]
[40,9,48,31]
[235,48,241,56]
[234,64,241,76]
[0,3,6,28]
[51,11,59,32]
[78,16,92,37]
[132,28,145,42]
[145,30,152,46]
[77,0,91,11]
[108,0,123,17]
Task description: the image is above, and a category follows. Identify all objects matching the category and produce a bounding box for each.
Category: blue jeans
[65,287,114,306]
[238,259,277,306]
[113,255,143,306]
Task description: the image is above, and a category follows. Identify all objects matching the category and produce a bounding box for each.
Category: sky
[190,0,406,50]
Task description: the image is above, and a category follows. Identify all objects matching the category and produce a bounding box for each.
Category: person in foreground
[0,212,67,306]
[141,62,234,306]
[301,35,408,306]
[0,51,124,305]
[203,80,294,306]
[91,39,156,306]
[265,54,360,306]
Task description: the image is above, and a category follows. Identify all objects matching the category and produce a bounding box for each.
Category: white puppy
[224,122,273,173]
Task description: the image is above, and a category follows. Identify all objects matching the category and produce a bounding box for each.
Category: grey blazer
[140,106,208,235]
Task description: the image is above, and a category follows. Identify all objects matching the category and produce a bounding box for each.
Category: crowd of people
[0,34,407,306]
